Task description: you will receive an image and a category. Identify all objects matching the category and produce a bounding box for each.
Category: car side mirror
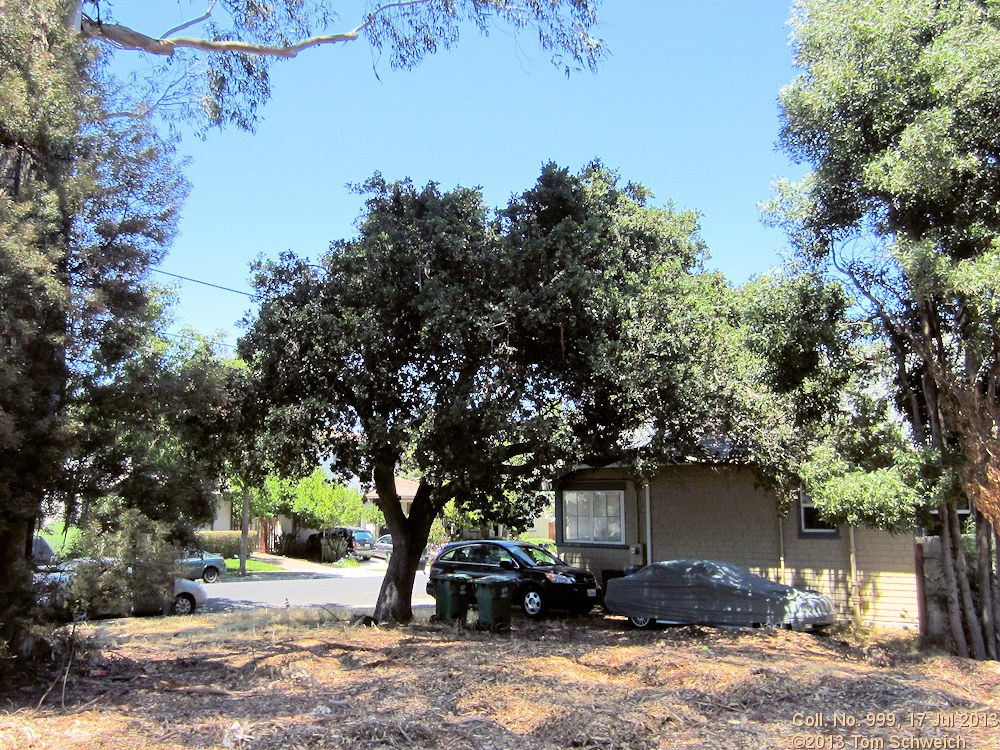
[499,559,515,570]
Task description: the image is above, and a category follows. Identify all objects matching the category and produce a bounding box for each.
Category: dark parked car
[340,527,377,560]
[603,559,837,630]
[32,536,55,565]
[177,549,226,583]
[425,540,602,618]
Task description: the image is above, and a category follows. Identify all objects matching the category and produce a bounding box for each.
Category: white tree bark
[74,0,430,59]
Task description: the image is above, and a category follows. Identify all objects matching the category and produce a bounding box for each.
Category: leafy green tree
[771,0,1000,658]
[254,469,376,532]
[722,270,853,505]
[65,330,235,533]
[241,162,713,622]
[63,508,178,620]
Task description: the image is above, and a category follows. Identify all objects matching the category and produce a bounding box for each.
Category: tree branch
[161,0,218,39]
[80,0,434,59]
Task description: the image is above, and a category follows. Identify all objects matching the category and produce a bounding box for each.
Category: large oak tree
[240,162,716,623]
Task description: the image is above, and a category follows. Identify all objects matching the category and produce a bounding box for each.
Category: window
[562,486,625,544]
[799,491,838,537]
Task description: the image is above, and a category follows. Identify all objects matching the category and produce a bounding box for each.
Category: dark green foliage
[62,509,177,620]
[241,162,714,621]
[773,0,1000,659]
[0,1,195,656]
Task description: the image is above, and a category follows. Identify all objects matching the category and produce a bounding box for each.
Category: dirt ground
[2,609,999,750]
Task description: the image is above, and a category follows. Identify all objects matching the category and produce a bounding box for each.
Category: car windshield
[512,544,563,567]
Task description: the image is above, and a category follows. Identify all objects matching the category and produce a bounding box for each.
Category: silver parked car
[604,559,837,630]
[34,559,208,619]
[372,534,393,561]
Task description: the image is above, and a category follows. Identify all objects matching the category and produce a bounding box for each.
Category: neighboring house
[553,463,920,630]
[363,477,422,520]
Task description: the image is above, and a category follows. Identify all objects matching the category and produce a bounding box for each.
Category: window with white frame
[799,491,838,537]
[562,487,625,544]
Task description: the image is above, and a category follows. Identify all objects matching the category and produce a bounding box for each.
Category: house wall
[556,464,919,630]
[649,465,780,571]
[211,497,233,531]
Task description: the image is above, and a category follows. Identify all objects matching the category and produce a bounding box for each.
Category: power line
[152,269,254,297]
[159,329,238,352]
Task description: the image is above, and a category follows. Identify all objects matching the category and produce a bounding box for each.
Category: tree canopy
[1,0,607,659]
[240,161,717,622]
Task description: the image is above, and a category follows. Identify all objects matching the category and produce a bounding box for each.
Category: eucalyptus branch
[161,0,218,39]
[81,0,434,59]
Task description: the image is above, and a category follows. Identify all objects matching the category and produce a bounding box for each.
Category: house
[363,477,422,520]
[553,463,920,630]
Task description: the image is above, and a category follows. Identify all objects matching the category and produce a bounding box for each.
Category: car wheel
[202,566,220,584]
[520,586,548,619]
[629,615,655,629]
[361,556,371,561]
[172,593,196,616]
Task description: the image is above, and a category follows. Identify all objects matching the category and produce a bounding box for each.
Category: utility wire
[152,269,254,297]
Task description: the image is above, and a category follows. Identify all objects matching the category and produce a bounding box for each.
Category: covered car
[603,559,837,631]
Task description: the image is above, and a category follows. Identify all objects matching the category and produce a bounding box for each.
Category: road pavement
[201,553,436,615]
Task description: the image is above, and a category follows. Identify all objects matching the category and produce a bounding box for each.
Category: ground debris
[1,614,997,750]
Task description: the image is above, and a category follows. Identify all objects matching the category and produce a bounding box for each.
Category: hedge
[194,530,255,559]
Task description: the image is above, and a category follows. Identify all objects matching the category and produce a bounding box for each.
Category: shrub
[194,531,255,559]
[66,510,177,619]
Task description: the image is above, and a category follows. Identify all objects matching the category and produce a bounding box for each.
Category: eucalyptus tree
[772,0,1000,658]
[240,162,712,623]
[63,0,604,132]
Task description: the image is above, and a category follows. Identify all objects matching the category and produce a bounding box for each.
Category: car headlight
[545,572,574,584]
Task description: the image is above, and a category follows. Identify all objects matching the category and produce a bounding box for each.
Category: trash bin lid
[476,574,518,586]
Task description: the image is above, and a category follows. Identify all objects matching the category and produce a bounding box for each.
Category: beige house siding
[853,527,919,629]
[556,464,920,630]
[649,466,780,571]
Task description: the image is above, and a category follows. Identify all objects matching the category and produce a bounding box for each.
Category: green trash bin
[475,574,515,631]
[433,573,471,624]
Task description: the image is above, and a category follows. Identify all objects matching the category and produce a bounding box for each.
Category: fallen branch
[158,679,239,697]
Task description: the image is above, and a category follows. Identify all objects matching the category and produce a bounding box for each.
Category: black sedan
[426,540,602,618]
[604,559,837,630]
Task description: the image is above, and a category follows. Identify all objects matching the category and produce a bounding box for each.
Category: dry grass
[2,610,999,750]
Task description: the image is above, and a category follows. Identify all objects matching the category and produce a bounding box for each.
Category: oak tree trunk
[371,465,438,624]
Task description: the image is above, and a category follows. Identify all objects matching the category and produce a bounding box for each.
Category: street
[200,563,435,614]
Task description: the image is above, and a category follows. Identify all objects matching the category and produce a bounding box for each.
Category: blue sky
[131,2,804,349]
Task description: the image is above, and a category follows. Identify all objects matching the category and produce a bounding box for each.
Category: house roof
[363,476,421,502]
